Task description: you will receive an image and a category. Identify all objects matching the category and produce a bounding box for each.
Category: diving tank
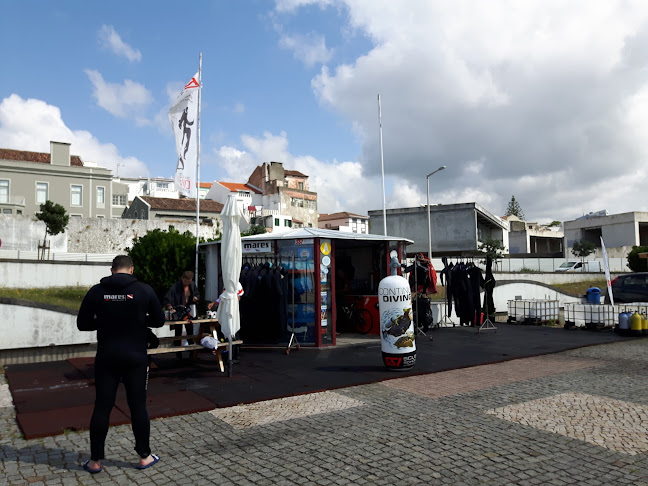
[378,254,416,371]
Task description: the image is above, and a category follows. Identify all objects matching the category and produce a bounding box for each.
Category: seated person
[204,283,244,359]
[163,270,200,357]
[207,282,244,312]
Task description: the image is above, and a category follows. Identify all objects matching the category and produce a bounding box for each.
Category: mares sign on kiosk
[378,274,416,370]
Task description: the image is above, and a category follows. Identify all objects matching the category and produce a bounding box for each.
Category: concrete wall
[370,206,478,255]
[432,207,477,253]
[0,260,110,288]
[0,214,219,254]
[369,204,509,256]
[0,298,175,365]
[564,212,648,248]
[508,231,527,254]
[491,281,582,311]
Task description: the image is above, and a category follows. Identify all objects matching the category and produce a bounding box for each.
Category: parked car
[604,272,648,304]
[556,261,601,272]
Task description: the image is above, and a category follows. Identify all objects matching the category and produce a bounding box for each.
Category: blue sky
[2,1,648,223]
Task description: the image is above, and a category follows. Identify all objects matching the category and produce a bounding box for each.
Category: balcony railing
[0,196,26,207]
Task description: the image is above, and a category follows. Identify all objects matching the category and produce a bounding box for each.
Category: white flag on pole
[601,236,614,306]
[169,73,200,198]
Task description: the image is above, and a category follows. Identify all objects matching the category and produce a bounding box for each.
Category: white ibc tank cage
[564,304,617,328]
[507,299,559,323]
[564,302,648,329]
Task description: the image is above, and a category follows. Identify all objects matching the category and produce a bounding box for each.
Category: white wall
[0,215,218,254]
[0,301,174,352]
[427,257,630,273]
[0,261,110,288]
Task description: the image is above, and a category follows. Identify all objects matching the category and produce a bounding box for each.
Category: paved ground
[1,337,648,485]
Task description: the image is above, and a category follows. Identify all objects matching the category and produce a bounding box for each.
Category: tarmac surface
[1,324,648,485]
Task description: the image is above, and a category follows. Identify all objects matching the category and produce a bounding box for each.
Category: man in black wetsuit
[77,255,165,473]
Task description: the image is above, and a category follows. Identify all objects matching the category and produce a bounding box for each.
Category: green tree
[627,245,648,272]
[126,227,205,300]
[571,239,596,261]
[504,195,525,221]
[241,224,267,237]
[478,237,507,260]
[35,200,69,258]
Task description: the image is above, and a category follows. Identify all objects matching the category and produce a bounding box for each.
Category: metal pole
[427,176,431,259]
[426,166,446,259]
[378,94,387,236]
[195,53,202,281]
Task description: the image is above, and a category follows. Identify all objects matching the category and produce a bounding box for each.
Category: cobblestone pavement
[1,339,648,485]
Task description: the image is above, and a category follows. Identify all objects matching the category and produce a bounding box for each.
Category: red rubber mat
[16,404,131,440]
[12,381,96,414]
[6,360,86,391]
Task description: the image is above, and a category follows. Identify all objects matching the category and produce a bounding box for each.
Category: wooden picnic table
[149,319,242,373]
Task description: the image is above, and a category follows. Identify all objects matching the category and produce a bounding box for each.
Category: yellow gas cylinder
[630,312,643,336]
[642,313,648,336]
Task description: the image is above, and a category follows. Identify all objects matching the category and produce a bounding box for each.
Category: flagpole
[378,94,387,236]
[195,52,202,281]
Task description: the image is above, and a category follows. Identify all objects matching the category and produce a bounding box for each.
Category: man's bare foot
[83,459,102,473]
[136,454,161,469]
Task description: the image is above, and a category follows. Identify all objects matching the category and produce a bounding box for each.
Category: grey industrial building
[368,202,509,257]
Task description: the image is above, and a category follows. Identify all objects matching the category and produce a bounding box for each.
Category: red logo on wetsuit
[127,294,134,299]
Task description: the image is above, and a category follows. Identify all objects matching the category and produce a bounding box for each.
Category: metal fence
[491,257,628,273]
[0,250,117,262]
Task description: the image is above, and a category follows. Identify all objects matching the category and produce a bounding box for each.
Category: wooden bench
[148,319,243,372]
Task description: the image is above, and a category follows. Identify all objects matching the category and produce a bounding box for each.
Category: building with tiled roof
[0,141,126,218]
[205,181,262,228]
[122,196,223,225]
[318,212,369,234]
[246,161,318,229]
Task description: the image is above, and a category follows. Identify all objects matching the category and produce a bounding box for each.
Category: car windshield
[558,262,575,268]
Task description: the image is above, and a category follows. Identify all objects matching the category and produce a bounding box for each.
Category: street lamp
[426,166,446,259]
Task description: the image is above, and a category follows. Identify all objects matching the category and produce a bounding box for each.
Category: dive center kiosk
[201,228,412,348]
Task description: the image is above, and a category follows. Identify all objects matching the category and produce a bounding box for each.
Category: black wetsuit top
[78,273,165,361]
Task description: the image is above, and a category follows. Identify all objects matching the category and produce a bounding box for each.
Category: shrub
[627,246,648,272]
[126,227,206,300]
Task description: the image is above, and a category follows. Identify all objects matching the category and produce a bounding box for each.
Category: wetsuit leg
[174,324,184,358]
[184,323,194,345]
[173,324,183,346]
[122,361,151,458]
[90,360,121,460]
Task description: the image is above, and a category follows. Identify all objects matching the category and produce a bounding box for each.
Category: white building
[318,212,369,234]
[564,210,648,258]
[504,215,564,256]
[206,179,299,234]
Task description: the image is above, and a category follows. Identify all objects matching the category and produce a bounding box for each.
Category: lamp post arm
[425,165,446,259]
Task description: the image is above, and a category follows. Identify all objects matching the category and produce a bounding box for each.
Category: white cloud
[279,32,334,67]
[274,0,335,13]
[212,130,384,214]
[85,69,154,119]
[98,25,142,62]
[0,94,149,178]
[285,0,648,222]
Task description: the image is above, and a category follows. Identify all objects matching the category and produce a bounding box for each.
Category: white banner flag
[601,236,614,306]
[169,72,200,198]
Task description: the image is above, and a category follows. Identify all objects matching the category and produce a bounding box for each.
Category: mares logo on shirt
[104,294,134,301]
